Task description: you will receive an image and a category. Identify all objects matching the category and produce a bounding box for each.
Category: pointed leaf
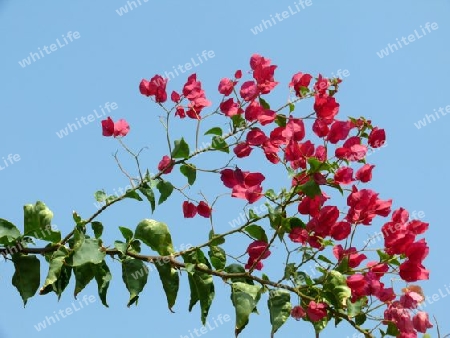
[91,221,103,239]
[124,189,143,201]
[211,136,229,153]
[172,138,190,159]
[73,263,96,298]
[12,254,40,306]
[231,282,262,336]
[135,219,174,255]
[180,164,197,185]
[122,258,148,307]
[94,190,107,202]
[155,259,179,311]
[94,261,111,307]
[40,247,69,296]
[268,289,292,336]
[139,183,156,212]
[244,225,268,242]
[156,180,174,205]
[204,127,223,136]
[119,226,133,242]
[208,246,226,270]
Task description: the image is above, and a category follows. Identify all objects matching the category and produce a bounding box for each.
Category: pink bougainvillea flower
[413,312,433,333]
[326,120,353,144]
[355,164,375,183]
[368,127,386,148]
[314,93,339,122]
[240,81,259,102]
[182,201,197,218]
[139,75,168,103]
[218,78,236,96]
[306,301,328,322]
[182,74,211,119]
[197,201,211,218]
[220,98,243,117]
[290,306,306,320]
[157,155,175,174]
[245,240,271,270]
[171,91,181,103]
[250,54,278,94]
[314,74,331,95]
[334,166,354,185]
[335,136,367,161]
[233,142,253,158]
[101,117,115,137]
[289,72,313,97]
[101,117,130,138]
[220,168,265,203]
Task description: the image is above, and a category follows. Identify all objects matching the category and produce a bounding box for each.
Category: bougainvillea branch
[0,54,432,337]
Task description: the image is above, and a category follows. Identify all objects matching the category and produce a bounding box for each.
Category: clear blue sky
[1,1,449,337]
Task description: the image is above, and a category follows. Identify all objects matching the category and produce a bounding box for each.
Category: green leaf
[298,179,321,198]
[244,225,268,242]
[124,189,143,201]
[94,190,107,202]
[259,97,270,109]
[231,114,246,129]
[268,289,292,336]
[211,136,229,153]
[204,127,223,136]
[231,282,262,336]
[386,321,400,336]
[354,313,367,326]
[94,261,111,307]
[23,201,61,242]
[183,251,215,324]
[209,230,225,246]
[72,238,106,267]
[12,254,40,306]
[156,180,174,205]
[0,218,20,245]
[326,270,351,308]
[155,259,179,311]
[40,247,70,298]
[135,219,174,255]
[73,263,96,298]
[289,103,295,113]
[114,241,128,256]
[224,264,253,284]
[347,298,365,318]
[172,138,190,159]
[180,164,197,185]
[73,211,83,224]
[122,258,149,307]
[318,255,333,264]
[139,182,156,213]
[119,226,134,242]
[208,246,226,270]
[91,221,103,239]
[275,114,287,127]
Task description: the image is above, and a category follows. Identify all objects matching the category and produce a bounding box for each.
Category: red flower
[334,167,354,185]
[413,312,433,333]
[220,168,265,203]
[245,100,275,125]
[234,70,242,79]
[220,98,242,117]
[233,142,253,158]
[157,155,175,174]
[197,201,211,218]
[182,74,211,119]
[355,164,375,183]
[330,221,351,240]
[312,119,329,137]
[407,220,429,235]
[218,78,236,96]
[306,301,327,322]
[326,120,352,144]
[368,127,386,148]
[333,245,367,268]
[399,260,429,282]
[297,193,329,217]
[346,186,392,225]
[182,201,197,218]
[290,306,306,320]
[250,54,278,94]
[171,91,181,103]
[347,274,368,300]
[240,81,259,102]
[139,75,168,103]
[246,128,267,146]
[335,136,367,161]
[101,117,130,138]
[245,240,271,270]
[289,72,312,97]
[288,227,308,244]
[314,74,330,95]
[314,94,339,122]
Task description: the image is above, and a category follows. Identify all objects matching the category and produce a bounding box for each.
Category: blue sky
[1,1,449,337]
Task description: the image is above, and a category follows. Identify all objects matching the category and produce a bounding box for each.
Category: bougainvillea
[0,54,432,337]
